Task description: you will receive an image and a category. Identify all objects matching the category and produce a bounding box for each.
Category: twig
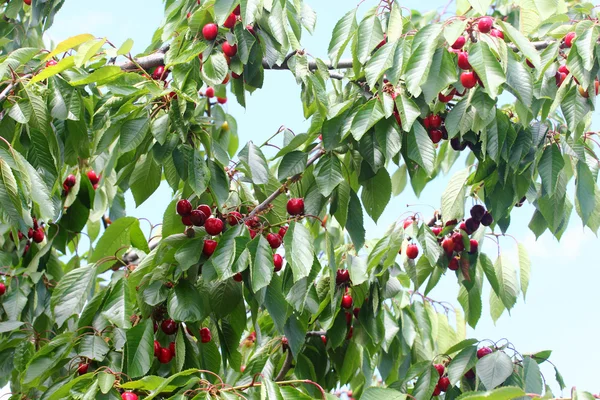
[275,349,294,381]
[0,74,32,103]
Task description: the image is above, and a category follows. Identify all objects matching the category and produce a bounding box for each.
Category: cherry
[345,312,352,325]
[346,326,353,340]
[23,0,31,5]
[217,97,227,104]
[286,198,304,215]
[152,65,168,80]
[0,283,5,296]
[154,340,161,356]
[233,272,243,282]
[169,341,176,355]
[87,170,100,185]
[200,327,212,343]
[432,226,442,236]
[595,79,599,96]
[226,211,242,225]
[273,254,283,272]
[190,210,206,226]
[445,219,458,227]
[429,115,442,128]
[64,174,76,188]
[158,347,173,363]
[203,239,217,256]
[442,238,455,256]
[222,74,230,84]
[480,212,493,226]
[197,204,212,218]
[77,362,89,375]
[176,199,192,216]
[341,294,353,309]
[321,335,327,345]
[336,269,350,285]
[202,23,219,40]
[45,59,58,68]
[477,347,493,359]
[266,233,282,249]
[459,222,467,231]
[438,377,450,392]
[246,24,256,36]
[205,217,224,236]
[558,65,569,74]
[434,364,445,376]
[223,12,237,29]
[469,239,479,254]
[490,29,504,39]
[222,42,237,57]
[465,218,480,234]
[478,16,494,33]
[564,31,576,48]
[423,115,432,129]
[433,385,442,396]
[526,59,535,68]
[470,205,486,221]
[429,129,443,144]
[403,218,413,229]
[406,244,419,260]
[438,89,455,103]
[461,71,477,89]
[161,319,178,335]
[205,87,215,98]
[555,72,567,87]
[579,85,590,98]
[448,257,459,271]
[451,36,466,50]
[452,232,465,252]
[121,393,139,400]
[458,51,471,70]
[181,215,192,226]
[248,229,257,239]
[278,226,288,238]
[187,12,191,18]
[231,71,241,79]
[465,369,475,379]
[451,137,467,151]
[233,5,241,14]
[32,228,45,244]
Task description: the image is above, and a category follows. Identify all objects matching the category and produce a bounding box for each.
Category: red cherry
[459,222,467,231]
[403,218,413,229]
[248,229,257,239]
[187,11,191,18]
[232,71,241,79]
[451,232,465,252]
[176,199,192,216]
[205,217,224,236]
[438,377,450,392]
[345,312,352,325]
[152,65,168,80]
[448,257,459,271]
[429,129,443,144]
[490,29,504,39]
[564,31,576,48]
[461,71,477,89]
[555,72,567,87]
[0,283,5,296]
[353,307,360,319]
[438,90,455,103]
[465,369,476,379]
[87,170,100,185]
[465,217,480,234]
[477,16,493,33]
[406,244,419,259]
[266,233,282,249]
[158,347,173,363]
[202,23,219,40]
[278,226,288,238]
[273,254,283,272]
[161,319,178,335]
[458,51,471,70]
[222,42,237,57]
[434,364,445,376]
[346,326,353,340]
[451,36,466,50]
[336,269,350,285]
[205,87,215,98]
[154,340,161,356]
[233,4,241,14]
[442,238,455,256]
[32,228,45,244]
[200,327,212,343]
[469,239,479,254]
[77,362,89,375]
[181,215,192,226]
[445,219,458,227]
[217,97,227,104]
[558,65,569,74]
[197,204,212,218]
[223,12,237,29]
[23,0,32,5]
[433,385,442,396]
[222,74,230,84]
[227,211,242,225]
[321,335,327,345]
[122,393,139,400]
[432,226,442,236]
[169,341,176,355]
[64,174,76,188]
[203,239,217,256]
[423,115,432,129]
[429,115,442,128]
[45,59,57,68]
[234,272,243,282]
[190,210,206,226]
[341,294,353,309]
[477,347,493,359]
[286,198,304,215]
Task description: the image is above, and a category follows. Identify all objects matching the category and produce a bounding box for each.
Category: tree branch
[0,74,31,103]
[275,348,294,381]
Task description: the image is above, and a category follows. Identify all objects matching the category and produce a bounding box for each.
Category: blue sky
[39,0,599,395]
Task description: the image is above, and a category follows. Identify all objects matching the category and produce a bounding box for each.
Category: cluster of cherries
[423,114,446,144]
[336,269,360,340]
[152,318,213,365]
[62,169,101,196]
[176,199,224,258]
[9,217,46,258]
[431,346,494,396]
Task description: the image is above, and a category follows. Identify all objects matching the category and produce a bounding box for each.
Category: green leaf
[362,387,407,400]
[348,255,368,286]
[422,48,458,104]
[208,224,244,280]
[188,149,211,197]
[126,319,154,378]
[351,99,385,141]
[78,335,110,361]
[576,161,596,225]
[413,365,439,400]
[0,321,24,333]
[201,53,228,87]
[284,222,315,282]
[523,356,543,394]
[517,243,531,300]
[407,122,436,176]
[130,155,162,206]
[247,235,274,292]
[456,387,526,400]
[404,24,443,97]
[175,327,186,372]
[394,93,421,133]
[74,38,106,67]
[467,0,493,14]
[45,34,95,60]
[448,346,477,384]
[51,265,97,327]
[120,117,150,153]
[314,154,345,197]
[90,217,148,265]
[441,168,469,223]
[361,167,391,223]
[261,377,284,400]
[497,21,541,68]
[239,142,269,184]
[29,56,76,84]
[70,66,123,85]
[355,15,384,64]
[468,41,506,98]
[328,9,357,66]
[346,190,366,250]
[476,351,514,389]
[168,280,205,322]
[561,86,588,135]
[391,165,407,196]
[278,151,307,181]
[101,279,132,329]
[98,372,115,394]
[0,159,24,226]
[365,41,398,88]
[495,255,519,310]
[214,0,237,25]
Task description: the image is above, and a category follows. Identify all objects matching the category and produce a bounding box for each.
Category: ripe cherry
[223,12,237,29]
[23,0,32,5]
[152,65,168,80]
[353,307,360,319]
[336,269,350,285]
[222,42,237,57]
[158,347,173,363]
[278,226,288,238]
[273,254,283,272]
[200,327,212,343]
[345,312,352,325]
[477,347,493,359]
[556,72,567,87]
[197,204,211,218]
[205,217,224,236]
[203,239,217,256]
[478,16,494,33]
[202,23,219,40]
[161,319,178,335]
[169,341,176,355]
[45,59,58,68]
[432,226,442,236]
[490,29,504,39]
[451,137,467,151]
[190,210,206,226]
[433,385,442,396]
[176,199,192,216]
[226,211,242,225]
[465,217,480,234]
[32,228,45,244]
[87,170,100,185]
[154,340,161,356]
[526,59,535,68]
[287,198,304,215]
[434,364,445,376]
[406,244,419,259]
[64,174,76,188]
[77,362,89,375]
[121,393,139,400]
[480,212,493,226]
[233,4,241,14]
[205,87,215,98]
[458,51,471,70]
[403,218,413,229]
[0,283,5,296]
[465,369,476,379]
[451,36,466,50]
[233,272,243,282]
[423,115,432,129]
[346,326,353,340]
[429,129,443,144]
[470,205,486,221]
[266,233,282,249]
[442,238,455,256]
[469,239,479,254]
[321,335,327,345]
[217,97,227,104]
[459,222,467,231]
[448,257,459,271]
[429,115,442,128]
[438,90,455,103]
[452,232,465,252]
[438,377,450,392]
[564,32,576,48]
[181,215,192,226]
[341,294,353,309]
[461,71,477,89]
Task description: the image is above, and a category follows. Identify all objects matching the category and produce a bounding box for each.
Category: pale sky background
[12,0,596,396]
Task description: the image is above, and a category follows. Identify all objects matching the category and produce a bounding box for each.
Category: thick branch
[275,348,294,381]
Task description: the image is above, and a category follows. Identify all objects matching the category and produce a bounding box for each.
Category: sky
[29,0,600,396]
